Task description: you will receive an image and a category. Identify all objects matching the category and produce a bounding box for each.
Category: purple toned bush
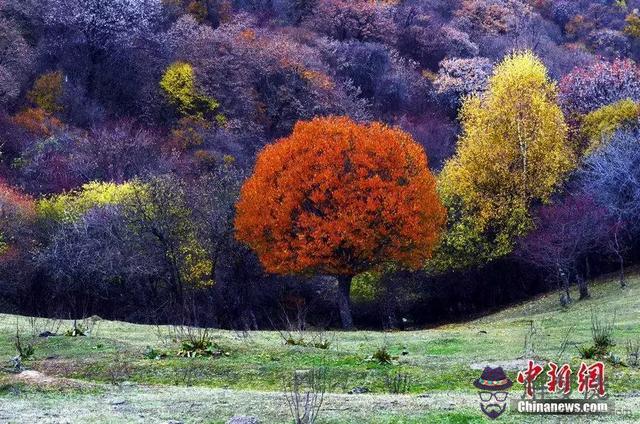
[587,29,630,59]
[517,194,608,299]
[559,59,640,115]
[0,18,34,107]
[397,112,458,171]
[434,57,492,109]
[71,120,168,183]
[580,129,640,286]
[306,0,396,43]
[43,0,162,50]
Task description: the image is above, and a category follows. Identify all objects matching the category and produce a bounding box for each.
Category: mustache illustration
[481,402,507,419]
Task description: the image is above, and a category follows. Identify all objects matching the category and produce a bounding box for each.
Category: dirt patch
[33,358,91,377]
[9,370,90,390]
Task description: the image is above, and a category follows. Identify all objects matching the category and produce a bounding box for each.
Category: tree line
[2,1,640,328]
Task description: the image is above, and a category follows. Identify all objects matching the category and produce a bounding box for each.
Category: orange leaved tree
[235,116,446,329]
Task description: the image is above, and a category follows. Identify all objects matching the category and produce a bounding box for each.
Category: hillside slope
[1,272,639,423]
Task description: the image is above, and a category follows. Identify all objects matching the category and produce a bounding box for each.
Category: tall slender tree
[437,51,574,269]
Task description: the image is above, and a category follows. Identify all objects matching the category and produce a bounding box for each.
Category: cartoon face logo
[474,366,513,419]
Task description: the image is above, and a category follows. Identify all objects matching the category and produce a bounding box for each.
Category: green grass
[1,271,640,422]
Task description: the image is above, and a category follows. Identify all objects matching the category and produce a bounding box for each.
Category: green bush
[372,346,393,364]
[177,339,226,358]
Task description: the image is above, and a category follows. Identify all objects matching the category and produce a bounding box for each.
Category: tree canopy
[235,116,446,276]
[437,51,574,268]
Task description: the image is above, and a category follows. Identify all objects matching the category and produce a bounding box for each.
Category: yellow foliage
[625,12,640,38]
[37,181,140,223]
[177,240,214,288]
[160,61,220,119]
[436,51,574,267]
[581,99,639,155]
[28,71,64,113]
[170,116,211,150]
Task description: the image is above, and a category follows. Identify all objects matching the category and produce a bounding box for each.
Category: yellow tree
[437,51,574,268]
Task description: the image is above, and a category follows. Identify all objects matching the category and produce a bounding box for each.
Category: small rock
[226,417,261,424]
[167,420,183,424]
[348,386,369,394]
[110,399,126,406]
[478,330,487,334]
[39,331,56,338]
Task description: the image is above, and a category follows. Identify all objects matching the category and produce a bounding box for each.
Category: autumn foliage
[235,116,446,277]
[438,51,573,267]
[0,181,35,257]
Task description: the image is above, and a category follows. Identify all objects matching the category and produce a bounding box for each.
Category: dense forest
[2,0,640,330]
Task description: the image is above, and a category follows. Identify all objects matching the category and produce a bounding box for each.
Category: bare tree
[517,194,607,302]
[581,130,640,288]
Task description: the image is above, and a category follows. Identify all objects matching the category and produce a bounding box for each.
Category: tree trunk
[577,274,590,300]
[557,266,571,306]
[382,275,399,330]
[336,275,354,330]
[585,256,591,280]
[612,225,626,288]
[618,254,626,288]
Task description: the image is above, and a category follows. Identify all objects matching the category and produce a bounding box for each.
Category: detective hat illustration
[474,366,513,391]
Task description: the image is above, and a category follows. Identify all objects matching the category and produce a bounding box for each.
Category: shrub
[64,322,86,337]
[307,0,396,43]
[625,340,640,367]
[14,322,35,362]
[434,57,492,109]
[27,71,64,113]
[591,309,616,352]
[559,59,640,115]
[0,182,35,256]
[624,12,640,38]
[579,310,617,359]
[173,327,226,358]
[11,108,62,137]
[580,99,639,154]
[160,61,220,119]
[37,181,139,224]
[587,29,629,59]
[177,339,225,358]
[283,368,327,424]
[578,344,598,359]
[372,346,393,365]
[384,372,410,394]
